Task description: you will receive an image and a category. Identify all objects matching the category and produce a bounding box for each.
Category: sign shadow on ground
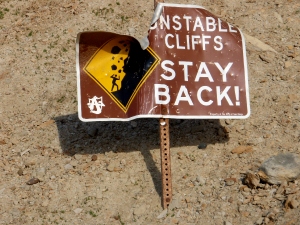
[55,113,229,197]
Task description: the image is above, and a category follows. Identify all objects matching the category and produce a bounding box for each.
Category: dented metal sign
[76,3,250,121]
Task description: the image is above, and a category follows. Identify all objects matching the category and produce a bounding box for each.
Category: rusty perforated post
[154,0,171,209]
[159,118,172,209]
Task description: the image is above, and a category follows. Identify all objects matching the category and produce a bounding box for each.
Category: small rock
[91,155,97,161]
[264,217,270,224]
[24,159,36,167]
[244,33,278,53]
[255,217,264,225]
[88,127,98,137]
[243,187,250,193]
[274,194,285,201]
[224,178,236,186]
[264,183,270,190]
[198,143,207,149]
[253,195,261,201]
[69,160,78,167]
[106,162,121,172]
[259,52,276,63]
[120,159,126,166]
[272,207,280,215]
[285,195,299,209]
[231,146,253,154]
[74,208,83,214]
[111,212,120,220]
[177,152,184,160]
[258,153,300,184]
[243,197,251,204]
[74,154,82,160]
[223,126,230,133]
[107,163,115,172]
[238,204,247,213]
[171,218,179,224]
[17,168,23,176]
[35,167,46,179]
[267,212,276,220]
[185,197,191,203]
[285,183,299,195]
[130,121,137,128]
[41,199,49,207]
[157,208,168,219]
[294,56,300,62]
[285,61,292,68]
[225,119,233,125]
[26,177,40,185]
[244,172,260,188]
[289,198,299,209]
[64,164,73,170]
[228,197,233,203]
[241,191,250,198]
[196,176,206,185]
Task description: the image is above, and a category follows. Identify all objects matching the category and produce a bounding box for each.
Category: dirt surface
[0,0,300,224]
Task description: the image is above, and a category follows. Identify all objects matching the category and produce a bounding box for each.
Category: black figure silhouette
[110,74,120,92]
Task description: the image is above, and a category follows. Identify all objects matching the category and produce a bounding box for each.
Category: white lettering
[160,15,170,30]
[172,15,181,30]
[176,34,185,49]
[165,34,174,49]
[195,62,214,82]
[174,86,194,105]
[197,86,213,106]
[202,35,211,50]
[183,15,192,31]
[193,16,204,31]
[186,35,190,50]
[191,35,200,50]
[179,61,193,81]
[161,60,176,80]
[154,84,170,104]
[215,62,233,82]
[228,23,237,33]
[214,36,223,51]
[218,18,227,32]
[206,17,216,32]
[217,86,233,105]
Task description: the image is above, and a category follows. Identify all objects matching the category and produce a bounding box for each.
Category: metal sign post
[154,0,172,209]
[159,118,172,208]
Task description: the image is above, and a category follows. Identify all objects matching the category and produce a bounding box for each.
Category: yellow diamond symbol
[84,36,160,112]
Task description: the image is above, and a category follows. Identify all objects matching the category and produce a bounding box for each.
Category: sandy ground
[0,0,300,224]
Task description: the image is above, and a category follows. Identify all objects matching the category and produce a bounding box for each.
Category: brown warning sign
[76,3,250,121]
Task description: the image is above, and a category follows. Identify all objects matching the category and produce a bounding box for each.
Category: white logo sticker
[87,96,105,114]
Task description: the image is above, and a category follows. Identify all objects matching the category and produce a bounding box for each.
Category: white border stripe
[76,32,84,121]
